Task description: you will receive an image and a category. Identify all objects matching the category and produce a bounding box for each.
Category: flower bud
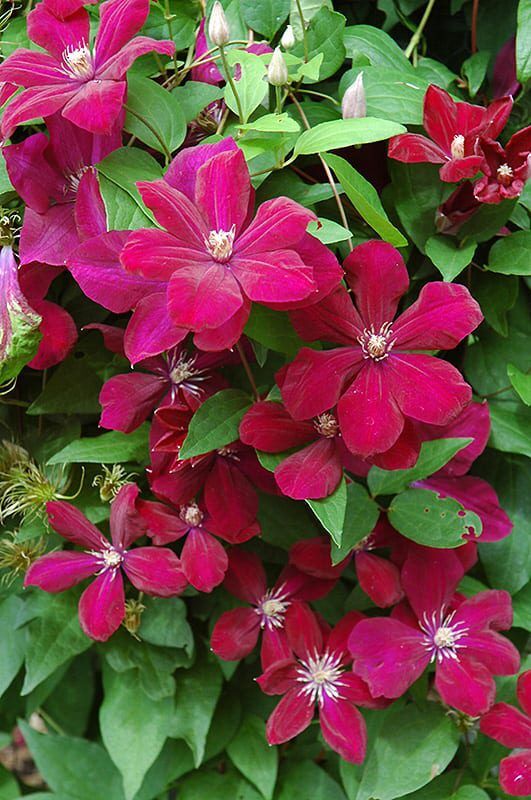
[281,24,296,50]
[208,1,230,47]
[267,47,288,87]
[0,245,41,387]
[341,72,366,119]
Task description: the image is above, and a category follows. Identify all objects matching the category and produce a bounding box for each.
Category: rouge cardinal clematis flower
[3,113,120,265]
[257,603,385,763]
[473,128,531,204]
[480,670,531,796]
[120,137,343,349]
[388,85,513,182]
[278,241,483,465]
[210,549,335,668]
[350,547,520,716]
[0,0,175,137]
[24,484,187,641]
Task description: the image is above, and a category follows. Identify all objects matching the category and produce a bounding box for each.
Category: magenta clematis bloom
[120,138,343,349]
[0,0,174,138]
[24,484,187,641]
[388,85,512,182]
[3,113,120,265]
[474,128,531,204]
[257,603,385,763]
[278,241,482,465]
[349,547,520,716]
[211,549,336,668]
[480,670,531,796]
[239,401,356,500]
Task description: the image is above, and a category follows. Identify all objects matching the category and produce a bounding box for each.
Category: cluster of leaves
[0,0,529,799]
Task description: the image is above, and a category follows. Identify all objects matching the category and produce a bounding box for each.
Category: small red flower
[474,128,531,204]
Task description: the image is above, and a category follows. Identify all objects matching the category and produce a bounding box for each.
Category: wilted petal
[78,568,125,641]
[210,607,260,661]
[180,528,228,592]
[320,697,367,763]
[24,551,98,592]
[123,547,187,596]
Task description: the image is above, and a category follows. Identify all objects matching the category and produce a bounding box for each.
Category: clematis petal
[422,85,457,152]
[124,292,187,364]
[0,49,67,88]
[0,84,78,139]
[320,697,367,764]
[230,250,315,304]
[24,551,98,592]
[99,373,167,433]
[223,549,267,604]
[20,205,80,267]
[257,658,300,695]
[180,528,228,593]
[210,607,260,661]
[134,181,207,247]
[343,240,409,328]
[3,133,64,213]
[121,229,207,282]
[418,401,490,478]
[27,299,77,370]
[75,169,108,240]
[340,672,389,708]
[435,653,496,716]
[43,0,97,19]
[78,568,125,641]
[481,703,531,748]
[240,401,315,452]
[27,4,89,61]
[137,499,188,546]
[499,751,531,797]
[109,483,146,549]
[400,546,464,619]
[123,547,187,596]
[461,630,520,676]
[355,552,404,608]
[266,688,315,745]
[46,500,106,550]
[96,37,175,81]
[289,285,363,345]
[327,611,365,659]
[452,589,514,631]
[195,148,252,236]
[439,155,484,182]
[167,262,244,331]
[62,79,126,135]
[165,138,239,200]
[94,0,150,64]
[261,628,292,671]
[388,133,448,164]
[518,671,531,717]
[236,197,314,254]
[193,297,251,352]
[275,438,343,500]
[284,601,323,658]
[204,458,258,535]
[270,231,343,310]
[289,537,349,580]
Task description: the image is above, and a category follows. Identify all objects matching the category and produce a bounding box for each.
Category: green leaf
[324,153,407,246]
[100,665,172,800]
[27,357,103,416]
[307,217,352,244]
[340,66,428,125]
[330,481,380,563]
[388,488,482,548]
[277,760,346,800]
[0,764,17,800]
[0,152,14,196]
[0,596,25,700]
[488,230,531,275]
[97,147,163,230]
[294,117,405,155]
[367,438,473,497]
[344,25,414,71]
[227,714,278,800]
[240,0,290,37]
[512,581,531,630]
[458,199,517,244]
[489,398,531,457]
[259,494,321,549]
[355,705,459,800]
[291,7,346,82]
[179,389,251,459]
[224,50,268,124]
[138,597,194,652]
[473,272,518,336]
[22,592,92,695]
[508,363,531,405]
[125,76,186,155]
[178,767,262,800]
[142,0,197,50]
[47,426,149,465]
[240,113,301,133]
[289,0,331,39]
[172,81,225,123]
[462,50,490,96]
[245,305,306,356]
[390,162,448,251]
[170,660,223,767]
[516,0,531,82]
[306,476,347,546]
[425,235,477,281]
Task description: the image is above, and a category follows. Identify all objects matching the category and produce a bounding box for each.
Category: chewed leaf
[388,488,483,548]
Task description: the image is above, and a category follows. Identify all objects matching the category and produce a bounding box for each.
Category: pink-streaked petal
[422,85,457,152]
[499,751,531,797]
[20,205,80,267]
[344,240,409,329]
[195,148,251,236]
[180,528,228,593]
[62,80,126,135]
[518,671,531,717]
[261,627,292,671]
[43,0,96,19]
[0,49,67,88]
[340,672,389,709]
[164,138,239,199]
[204,459,258,536]
[257,658,299,695]
[0,82,16,106]
[231,249,315,304]
[96,37,175,81]
[393,282,483,350]
[266,688,315,745]
[99,373,166,433]
[388,132,448,164]
[481,703,531,748]
[401,546,464,619]
[109,483,146,549]
[123,547,187,596]
[435,653,496,716]
[0,84,77,139]
[275,438,343,500]
[24,551,98,592]
[167,262,243,331]
[240,401,315,452]
[121,228,207,282]
[452,589,514,632]
[27,299,77,370]
[78,568,125,641]
[462,630,520,676]
[320,697,367,764]
[124,292,187,364]
[327,611,365,660]
[210,607,260,661]
[193,297,250,352]
[284,602,323,659]
[137,499,187,546]
[387,354,472,426]
[75,169,107,240]
[223,549,267,604]
[289,285,363,345]
[46,500,106,550]
[236,197,314,254]
[134,181,207,247]
[27,4,89,61]
[338,362,404,457]
[278,347,363,420]
[94,0,150,64]
[355,552,404,608]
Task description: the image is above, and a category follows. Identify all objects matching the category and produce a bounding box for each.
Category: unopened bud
[267,47,288,87]
[342,72,366,119]
[123,598,145,638]
[208,1,230,47]
[280,24,296,50]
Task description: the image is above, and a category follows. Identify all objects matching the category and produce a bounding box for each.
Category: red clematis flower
[211,549,336,668]
[24,484,187,641]
[0,0,174,138]
[388,85,512,182]
[278,241,482,465]
[480,670,531,796]
[349,547,520,716]
[474,128,531,204]
[257,603,385,763]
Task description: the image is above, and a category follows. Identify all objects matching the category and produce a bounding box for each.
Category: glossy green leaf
[179,389,252,459]
[245,305,306,355]
[330,481,380,563]
[508,362,531,405]
[224,50,268,123]
[306,476,347,546]
[97,147,163,230]
[227,714,278,800]
[294,117,405,155]
[291,7,346,82]
[47,426,150,465]
[488,230,531,275]
[170,660,223,767]
[425,235,477,281]
[516,0,531,82]
[125,76,186,155]
[462,51,490,96]
[388,488,482,548]
[0,596,26,699]
[240,0,290,37]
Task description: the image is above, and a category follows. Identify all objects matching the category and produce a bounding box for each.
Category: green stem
[123,103,171,164]
[219,45,244,124]
[404,0,437,60]
[297,88,340,104]
[236,343,259,401]
[38,708,67,736]
[295,0,309,62]
[274,85,283,114]
[163,0,179,74]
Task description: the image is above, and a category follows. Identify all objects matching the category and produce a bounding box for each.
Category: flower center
[205,225,236,263]
[169,354,198,385]
[65,165,91,195]
[419,609,469,663]
[496,163,514,186]
[358,322,396,361]
[62,42,94,80]
[314,412,339,438]
[217,446,239,459]
[179,502,204,527]
[255,585,290,629]
[451,134,465,159]
[94,545,124,570]
[296,649,345,705]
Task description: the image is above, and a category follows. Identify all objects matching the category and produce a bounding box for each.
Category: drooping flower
[3,113,120,265]
[388,85,513,182]
[349,547,520,716]
[211,548,336,668]
[24,484,187,641]
[480,670,531,797]
[492,37,521,99]
[278,241,482,465]
[0,244,41,384]
[257,603,385,763]
[120,138,343,350]
[435,182,481,235]
[0,0,175,137]
[474,128,531,204]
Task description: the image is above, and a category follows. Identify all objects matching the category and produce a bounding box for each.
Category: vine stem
[295,0,309,62]
[219,45,245,124]
[471,0,479,53]
[236,343,259,401]
[123,103,171,164]
[404,0,437,59]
